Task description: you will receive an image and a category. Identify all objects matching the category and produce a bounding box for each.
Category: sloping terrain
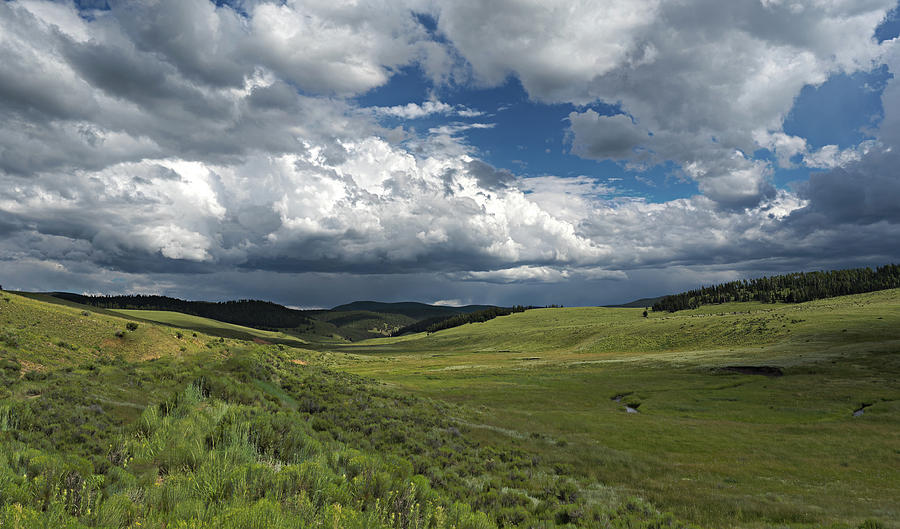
[329,301,496,320]
[3,288,898,528]
[329,290,900,528]
[0,290,687,529]
[40,292,500,343]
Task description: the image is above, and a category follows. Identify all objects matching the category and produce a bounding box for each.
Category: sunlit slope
[110,308,308,346]
[331,289,900,528]
[0,289,691,529]
[340,288,900,361]
[0,291,223,366]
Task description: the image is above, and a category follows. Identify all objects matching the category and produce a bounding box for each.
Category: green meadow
[328,290,900,528]
[0,290,688,529]
[109,309,309,347]
[0,287,897,528]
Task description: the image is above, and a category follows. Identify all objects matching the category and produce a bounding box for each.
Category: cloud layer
[1,0,899,305]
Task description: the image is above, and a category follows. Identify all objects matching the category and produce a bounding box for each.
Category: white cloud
[367,100,484,119]
[1,0,899,305]
[139,224,212,261]
[458,265,572,284]
[427,122,496,136]
[802,141,877,168]
[245,0,430,96]
[431,0,895,206]
[432,298,464,306]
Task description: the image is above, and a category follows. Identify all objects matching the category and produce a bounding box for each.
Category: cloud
[568,111,649,161]
[465,160,515,189]
[431,298,464,306]
[367,100,484,119]
[431,0,895,206]
[1,0,899,307]
[427,122,496,136]
[455,265,572,283]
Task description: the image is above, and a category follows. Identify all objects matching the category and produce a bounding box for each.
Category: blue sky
[1,0,900,306]
[360,29,897,205]
[358,67,701,202]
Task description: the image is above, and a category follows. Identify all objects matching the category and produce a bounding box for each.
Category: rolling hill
[38,292,501,343]
[329,300,496,319]
[2,285,898,528]
[0,287,687,529]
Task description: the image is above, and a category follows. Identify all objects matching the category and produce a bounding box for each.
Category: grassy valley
[1,285,898,528]
[327,291,900,528]
[0,290,687,529]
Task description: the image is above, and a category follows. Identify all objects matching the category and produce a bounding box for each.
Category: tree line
[391,305,534,336]
[651,264,900,312]
[52,293,312,329]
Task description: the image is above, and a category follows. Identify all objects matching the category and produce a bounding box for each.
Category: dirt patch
[720,365,783,377]
[18,360,45,374]
[290,359,307,365]
[252,337,271,345]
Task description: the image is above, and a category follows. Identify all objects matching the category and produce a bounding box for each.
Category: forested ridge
[391,305,554,336]
[652,264,900,312]
[51,293,312,329]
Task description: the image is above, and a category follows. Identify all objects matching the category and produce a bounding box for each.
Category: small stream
[853,403,872,417]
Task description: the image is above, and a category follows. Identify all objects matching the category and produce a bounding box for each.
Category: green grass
[3,286,898,528]
[325,289,900,528]
[109,309,310,347]
[0,289,690,529]
[310,310,416,341]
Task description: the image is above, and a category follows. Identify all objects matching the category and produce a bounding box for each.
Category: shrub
[125,322,139,332]
[0,329,19,348]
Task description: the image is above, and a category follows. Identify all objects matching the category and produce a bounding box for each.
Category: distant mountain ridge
[48,292,311,329]
[603,296,665,309]
[40,292,501,341]
[329,300,497,320]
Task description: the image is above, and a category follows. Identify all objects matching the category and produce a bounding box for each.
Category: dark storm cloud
[790,151,900,227]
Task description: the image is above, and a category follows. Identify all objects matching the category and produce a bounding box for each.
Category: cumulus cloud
[432,0,895,206]
[455,265,573,284]
[568,112,649,161]
[1,0,899,305]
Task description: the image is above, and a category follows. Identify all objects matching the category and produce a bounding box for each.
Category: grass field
[0,289,689,529]
[326,290,900,528]
[1,287,898,528]
[109,309,310,347]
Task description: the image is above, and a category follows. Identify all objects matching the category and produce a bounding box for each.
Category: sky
[1,0,900,308]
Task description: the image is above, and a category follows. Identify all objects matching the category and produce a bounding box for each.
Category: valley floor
[1,288,898,528]
[327,290,900,528]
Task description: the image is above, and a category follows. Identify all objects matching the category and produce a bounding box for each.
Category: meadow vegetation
[330,290,900,528]
[0,290,691,529]
[1,287,897,528]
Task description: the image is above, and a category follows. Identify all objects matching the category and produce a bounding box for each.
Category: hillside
[0,289,687,529]
[652,264,900,312]
[47,292,313,329]
[3,287,898,528]
[39,292,500,343]
[603,296,665,308]
[331,289,900,528]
